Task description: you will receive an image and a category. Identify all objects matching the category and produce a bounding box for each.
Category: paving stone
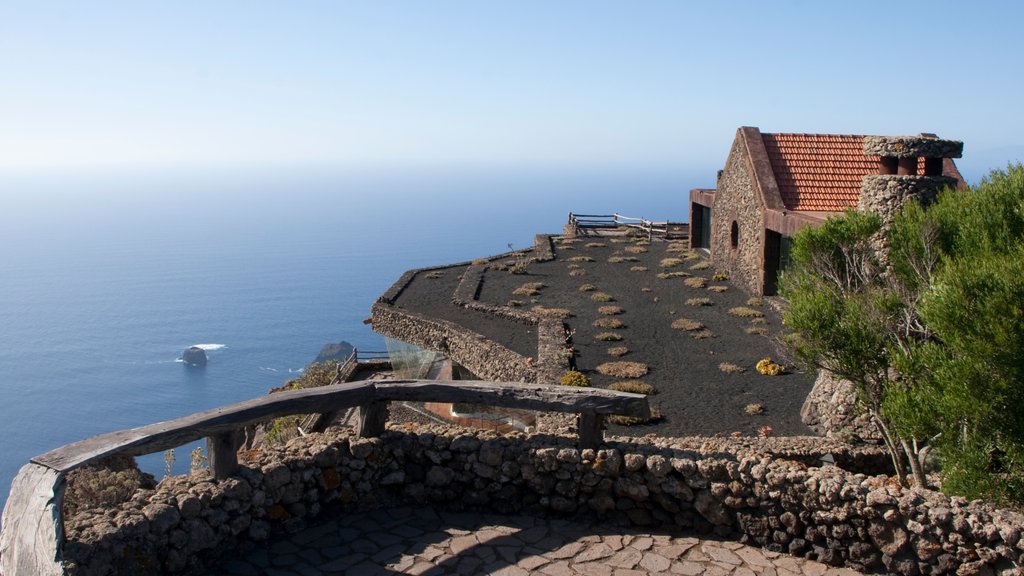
[297,548,324,565]
[607,548,643,569]
[547,541,586,559]
[386,555,416,572]
[518,554,551,570]
[419,545,445,562]
[639,552,671,572]
[370,542,407,563]
[734,546,773,567]
[571,561,614,576]
[319,552,368,572]
[539,560,573,576]
[670,560,706,575]
[497,545,519,563]
[518,525,549,543]
[290,521,338,545]
[391,523,424,539]
[349,538,379,555]
[456,556,484,575]
[473,544,497,563]
[657,543,696,560]
[491,565,530,576]
[406,561,436,575]
[630,536,654,551]
[574,543,615,563]
[366,530,402,548]
[450,534,479,554]
[613,569,647,576]
[702,544,742,565]
[802,562,828,576]
[605,535,624,551]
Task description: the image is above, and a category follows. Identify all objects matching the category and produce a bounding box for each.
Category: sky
[1,1,1022,181]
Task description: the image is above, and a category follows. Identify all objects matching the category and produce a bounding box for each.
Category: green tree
[887,164,1024,503]
[783,164,1024,503]
[780,210,928,486]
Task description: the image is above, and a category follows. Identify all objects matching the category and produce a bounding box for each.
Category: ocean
[0,165,703,515]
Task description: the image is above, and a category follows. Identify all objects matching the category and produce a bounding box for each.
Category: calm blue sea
[0,165,704,516]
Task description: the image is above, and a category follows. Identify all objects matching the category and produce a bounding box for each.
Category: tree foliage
[783,164,1024,503]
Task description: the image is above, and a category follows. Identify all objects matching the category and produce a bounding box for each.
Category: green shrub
[591,292,615,302]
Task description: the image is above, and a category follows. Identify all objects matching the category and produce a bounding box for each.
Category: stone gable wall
[62,426,1023,576]
[709,136,766,295]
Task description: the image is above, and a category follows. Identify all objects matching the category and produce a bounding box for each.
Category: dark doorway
[764,230,782,295]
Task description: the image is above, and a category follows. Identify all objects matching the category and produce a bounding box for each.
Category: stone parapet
[862,136,963,159]
[61,425,1024,576]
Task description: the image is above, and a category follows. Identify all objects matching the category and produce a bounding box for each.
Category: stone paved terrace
[209,506,863,576]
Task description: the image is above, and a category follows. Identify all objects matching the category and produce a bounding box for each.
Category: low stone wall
[371,303,536,383]
[61,425,1023,576]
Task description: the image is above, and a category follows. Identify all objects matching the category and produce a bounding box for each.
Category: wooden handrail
[31,379,648,476]
[1,379,648,576]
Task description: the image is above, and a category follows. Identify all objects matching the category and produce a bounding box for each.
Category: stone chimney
[858,135,963,226]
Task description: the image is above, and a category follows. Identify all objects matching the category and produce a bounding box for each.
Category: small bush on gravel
[568,256,594,263]
[624,246,648,254]
[690,329,715,339]
[640,287,652,292]
[532,306,572,319]
[685,297,713,306]
[607,346,629,356]
[591,292,615,302]
[578,284,596,292]
[666,242,687,253]
[719,362,746,374]
[712,271,729,281]
[659,257,684,268]
[585,242,606,248]
[756,357,785,375]
[671,318,704,331]
[560,371,591,387]
[507,300,523,307]
[608,256,639,263]
[745,403,765,415]
[513,282,546,296]
[630,266,648,272]
[684,277,706,289]
[707,285,728,293]
[657,271,689,279]
[608,406,662,426]
[747,297,765,306]
[598,305,625,315]
[750,317,767,325]
[728,306,764,318]
[608,380,656,395]
[593,317,625,329]
[746,326,769,336]
[569,268,586,277]
[595,332,624,341]
[690,261,711,271]
[596,361,649,378]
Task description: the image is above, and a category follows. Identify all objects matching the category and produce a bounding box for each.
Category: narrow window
[730,221,739,250]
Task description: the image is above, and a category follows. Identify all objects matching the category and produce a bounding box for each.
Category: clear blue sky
[1,1,1022,181]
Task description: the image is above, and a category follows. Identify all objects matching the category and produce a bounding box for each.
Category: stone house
[689,127,965,295]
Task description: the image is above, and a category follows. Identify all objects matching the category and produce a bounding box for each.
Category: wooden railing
[0,379,648,575]
[567,212,671,240]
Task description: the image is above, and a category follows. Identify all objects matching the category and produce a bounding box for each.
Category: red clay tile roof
[761,133,879,212]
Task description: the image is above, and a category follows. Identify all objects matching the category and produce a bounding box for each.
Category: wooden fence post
[207,431,240,480]
[357,401,388,437]
[577,411,603,449]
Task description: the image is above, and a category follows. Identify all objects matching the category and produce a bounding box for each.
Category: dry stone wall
[371,304,535,383]
[62,425,1024,576]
